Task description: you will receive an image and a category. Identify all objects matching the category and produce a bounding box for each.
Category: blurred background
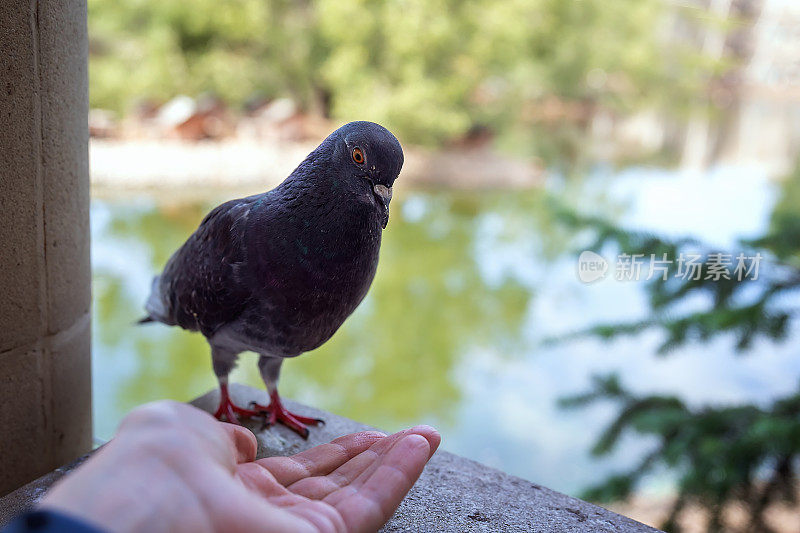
[87,1,800,531]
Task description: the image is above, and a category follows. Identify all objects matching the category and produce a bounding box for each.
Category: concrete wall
[0,0,91,496]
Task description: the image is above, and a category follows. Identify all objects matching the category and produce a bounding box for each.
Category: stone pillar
[0,0,91,496]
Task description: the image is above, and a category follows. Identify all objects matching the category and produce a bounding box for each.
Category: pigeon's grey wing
[155,195,263,336]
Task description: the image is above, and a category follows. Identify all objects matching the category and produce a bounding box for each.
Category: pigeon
[140,121,403,438]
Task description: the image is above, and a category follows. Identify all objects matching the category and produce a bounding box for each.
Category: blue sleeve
[1,510,106,533]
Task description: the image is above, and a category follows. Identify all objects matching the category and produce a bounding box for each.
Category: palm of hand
[230,427,440,533]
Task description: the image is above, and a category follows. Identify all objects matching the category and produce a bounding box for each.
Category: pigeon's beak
[373,184,393,229]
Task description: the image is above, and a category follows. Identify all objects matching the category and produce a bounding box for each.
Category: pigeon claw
[248,394,323,440]
[213,396,259,425]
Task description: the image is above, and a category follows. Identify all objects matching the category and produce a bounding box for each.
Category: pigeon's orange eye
[352,147,364,164]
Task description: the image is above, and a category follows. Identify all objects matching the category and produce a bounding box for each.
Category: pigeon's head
[331,121,404,229]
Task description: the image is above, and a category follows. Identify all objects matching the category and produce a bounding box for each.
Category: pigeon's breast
[234,200,384,356]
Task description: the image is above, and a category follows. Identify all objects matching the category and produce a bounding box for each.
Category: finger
[256,431,386,486]
[329,425,440,494]
[285,446,378,499]
[328,434,432,533]
[395,425,440,459]
[218,422,258,463]
[350,425,440,461]
[320,425,438,508]
[287,425,440,501]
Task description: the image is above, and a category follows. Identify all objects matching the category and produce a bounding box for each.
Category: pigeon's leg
[210,346,258,424]
[250,355,323,439]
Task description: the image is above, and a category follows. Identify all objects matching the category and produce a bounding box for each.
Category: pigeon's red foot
[213,383,259,424]
[250,391,324,439]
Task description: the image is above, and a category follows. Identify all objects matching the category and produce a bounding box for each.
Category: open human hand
[40,401,440,533]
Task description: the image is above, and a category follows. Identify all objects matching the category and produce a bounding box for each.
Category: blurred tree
[554,162,800,532]
[88,0,720,149]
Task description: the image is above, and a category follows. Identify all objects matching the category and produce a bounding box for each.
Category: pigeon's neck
[280,144,370,205]
[279,143,337,193]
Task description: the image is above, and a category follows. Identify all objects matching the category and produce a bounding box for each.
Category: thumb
[218,422,258,464]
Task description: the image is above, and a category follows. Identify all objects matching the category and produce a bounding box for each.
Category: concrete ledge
[0,384,660,532]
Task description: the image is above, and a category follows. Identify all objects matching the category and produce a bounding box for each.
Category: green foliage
[749,162,800,268]
[562,376,800,532]
[88,0,715,147]
[555,163,800,532]
[552,203,799,354]
[88,0,321,111]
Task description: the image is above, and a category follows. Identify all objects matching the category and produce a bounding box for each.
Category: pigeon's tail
[141,275,173,326]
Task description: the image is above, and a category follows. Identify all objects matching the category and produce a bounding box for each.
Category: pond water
[91,163,800,496]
